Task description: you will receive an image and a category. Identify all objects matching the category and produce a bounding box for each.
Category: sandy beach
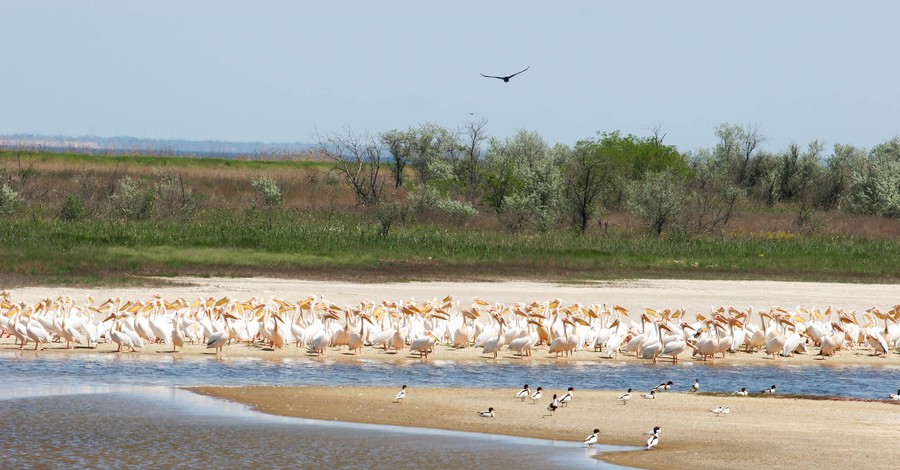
[190,385,899,470]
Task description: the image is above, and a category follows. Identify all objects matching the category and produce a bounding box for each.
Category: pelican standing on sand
[478,407,495,418]
[618,388,632,405]
[645,426,661,450]
[514,384,531,402]
[394,385,407,404]
[584,429,600,448]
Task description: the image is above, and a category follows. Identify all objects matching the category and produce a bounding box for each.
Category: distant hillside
[0,134,318,159]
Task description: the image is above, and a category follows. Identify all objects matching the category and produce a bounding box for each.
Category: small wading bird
[478,407,495,418]
[584,429,600,448]
[653,381,674,392]
[530,387,543,404]
[394,385,406,404]
[642,390,656,399]
[559,387,575,407]
[618,388,632,405]
[547,394,560,415]
[733,387,749,396]
[711,406,730,417]
[762,385,777,394]
[480,66,529,82]
[514,384,531,403]
[891,389,900,400]
[644,426,661,450]
[690,379,700,393]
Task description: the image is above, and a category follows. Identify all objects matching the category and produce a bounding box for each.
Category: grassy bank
[1,213,897,285]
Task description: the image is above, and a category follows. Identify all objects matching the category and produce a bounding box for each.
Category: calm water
[2,352,898,399]
[0,353,648,469]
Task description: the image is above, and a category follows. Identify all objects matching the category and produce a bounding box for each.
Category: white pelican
[711,406,730,417]
[890,389,900,400]
[644,426,660,450]
[514,384,531,403]
[652,381,673,392]
[641,390,656,399]
[762,385,777,394]
[584,429,599,448]
[410,331,439,359]
[530,387,543,404]
[481,314,506,358]
[618,388,632,405]
[547,394,559,415]
[394,385,407,404]
[477,407,495,418]
[559,387,575,407]
[733,387,748,396]
[690,379,700,393]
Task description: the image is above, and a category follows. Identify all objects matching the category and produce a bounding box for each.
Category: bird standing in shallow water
[584,429,599,448]
[394,385,406,404]
[690,379,700,393]
[645,426,661,450]
[478,407,495,418]
[618,388,632,405]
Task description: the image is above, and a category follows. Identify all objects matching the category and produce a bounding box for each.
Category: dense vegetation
[1,121,899,285]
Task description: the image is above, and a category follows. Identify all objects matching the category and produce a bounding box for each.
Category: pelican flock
[2,292,897,365]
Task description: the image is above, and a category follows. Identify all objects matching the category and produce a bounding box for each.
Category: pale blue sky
[2,0,898,152]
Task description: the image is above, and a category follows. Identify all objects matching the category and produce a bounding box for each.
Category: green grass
[1,212,897,284]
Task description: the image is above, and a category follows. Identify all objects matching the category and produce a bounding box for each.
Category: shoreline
[189,385,900,470]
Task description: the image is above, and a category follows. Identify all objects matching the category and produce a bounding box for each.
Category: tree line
[317,121,900,235]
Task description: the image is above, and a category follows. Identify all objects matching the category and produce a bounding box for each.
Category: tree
[686,150,745,233]
[818,143,866,211]
[563,141,607,233]
[625,170,685,235]
[317,128,387,207]
[456,119,488,203]
[846,136,900,217]
[380,123,459,190]
[481,130,564,230]
[712,123,766,187]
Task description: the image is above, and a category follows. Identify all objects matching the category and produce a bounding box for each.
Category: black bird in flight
[481,66,529,82]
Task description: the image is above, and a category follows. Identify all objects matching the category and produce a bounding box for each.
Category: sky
[2,0,899,153]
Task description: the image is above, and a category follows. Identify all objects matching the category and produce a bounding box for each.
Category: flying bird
[481,66,530,82]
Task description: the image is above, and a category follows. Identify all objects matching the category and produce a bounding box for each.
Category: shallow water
[0,385,634,469]
[2,352,898,399]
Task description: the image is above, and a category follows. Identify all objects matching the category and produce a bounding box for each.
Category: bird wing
[507,66,530,78]
[480,74,504,80]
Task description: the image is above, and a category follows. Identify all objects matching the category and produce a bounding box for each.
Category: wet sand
[191,385,900,470]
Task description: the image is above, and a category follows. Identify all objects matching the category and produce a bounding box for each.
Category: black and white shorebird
[559,387,575,407]
[891,389,900,400]
[394,385,407,403]
[530,386,543,404]
[618,388,632,405]
[644,426,661,450]
[641,390,656,400]
[733,387,749,396]
[480,66,529,83]
[652,381,674,392]
[547,394,560,415]
[514,384,531,403]
[711,406,730,417]
[690,379,700,393]
[478,407,495,418]
[584,428,600,448]
[762,385,777,394]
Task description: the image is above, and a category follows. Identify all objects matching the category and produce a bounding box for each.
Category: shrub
[625,171,685,235]
[435,198,478,226]
[0,183,19,216]
[252,176,282,207]
[60,194,87,221]
[110,176,154,220]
